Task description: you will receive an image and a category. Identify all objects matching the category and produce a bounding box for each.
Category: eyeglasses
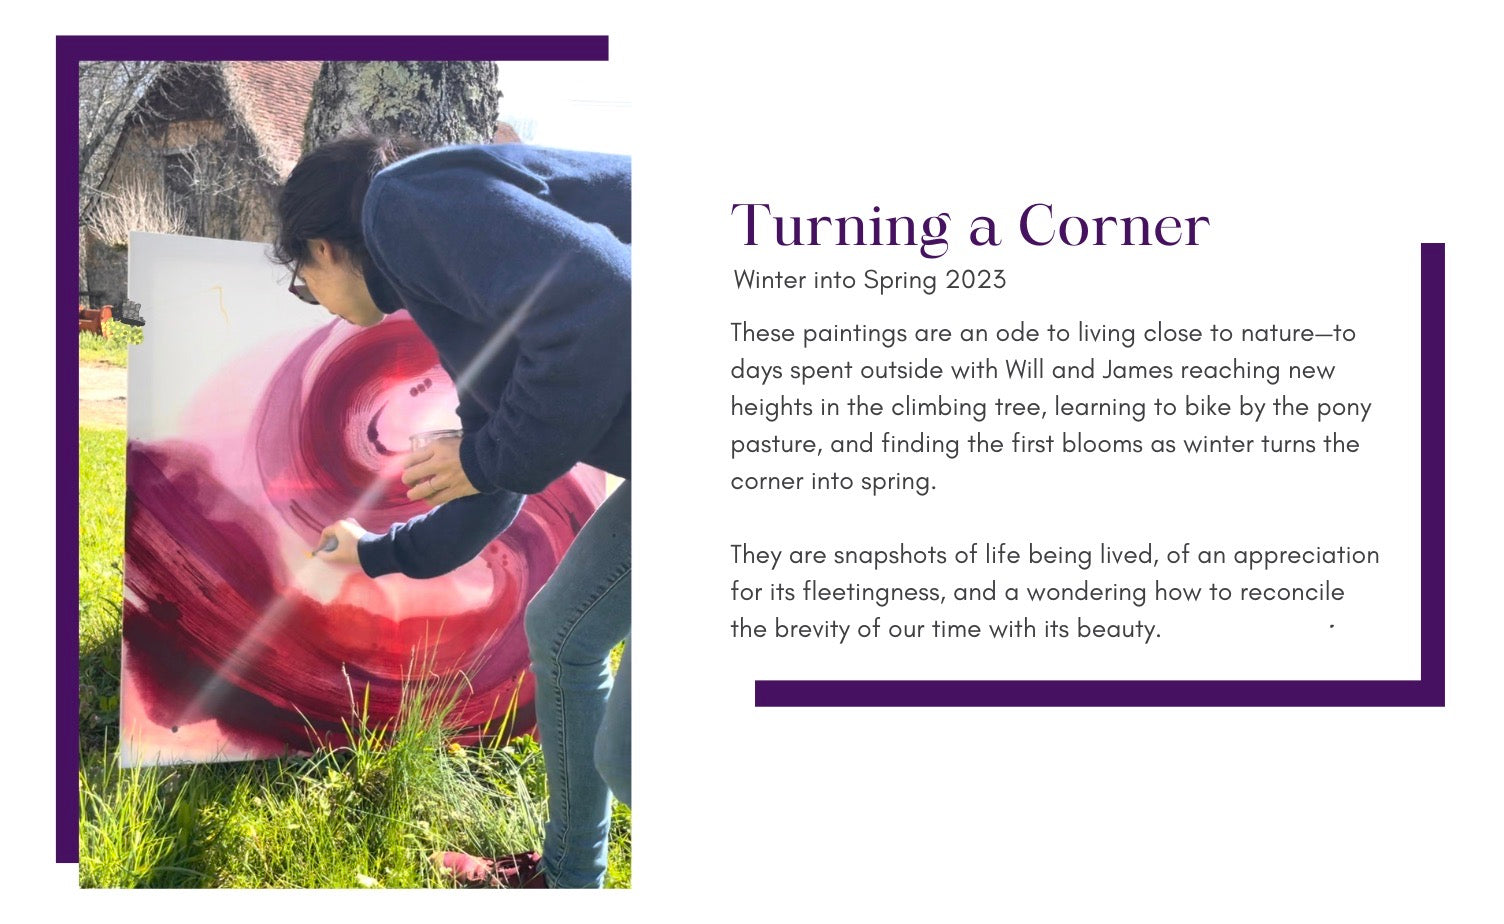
[289,261,319,305]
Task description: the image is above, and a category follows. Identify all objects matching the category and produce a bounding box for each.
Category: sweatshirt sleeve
[355,488,524,579]
[363,152,631,495]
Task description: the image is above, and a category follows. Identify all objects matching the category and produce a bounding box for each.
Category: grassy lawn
[77,424,630,888]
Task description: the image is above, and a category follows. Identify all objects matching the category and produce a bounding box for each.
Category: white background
[16,2,1503,919]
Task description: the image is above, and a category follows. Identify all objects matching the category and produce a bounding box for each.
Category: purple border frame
[756,243,1445,709]
[58,34,609,865]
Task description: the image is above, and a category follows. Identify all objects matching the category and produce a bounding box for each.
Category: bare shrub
[86,179,186,248]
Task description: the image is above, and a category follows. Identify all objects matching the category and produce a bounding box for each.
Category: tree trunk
[303,61,499,151]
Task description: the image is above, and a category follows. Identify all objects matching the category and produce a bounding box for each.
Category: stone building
[83,61,322,312]
[82,60,518,314]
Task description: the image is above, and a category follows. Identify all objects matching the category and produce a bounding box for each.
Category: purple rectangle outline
[58,34,610,865]
[756,243,1445,709]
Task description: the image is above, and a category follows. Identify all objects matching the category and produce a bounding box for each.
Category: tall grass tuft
[76,422,630,887]
[78,742,203,887]
[78,677,561,888]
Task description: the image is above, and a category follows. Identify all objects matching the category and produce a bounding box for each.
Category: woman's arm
[353,487,525,579]
[363,147,631,495]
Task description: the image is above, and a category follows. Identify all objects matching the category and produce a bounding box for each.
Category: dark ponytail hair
[273,134,426,274]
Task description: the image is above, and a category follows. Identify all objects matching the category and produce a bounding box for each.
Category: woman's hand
[314,518,368,566]
[402,436,481,506]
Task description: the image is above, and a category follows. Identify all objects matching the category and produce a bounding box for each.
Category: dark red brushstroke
[254,319,459,538]
[122,316,601,761]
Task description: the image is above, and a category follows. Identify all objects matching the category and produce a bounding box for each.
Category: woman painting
[274,135,631,889]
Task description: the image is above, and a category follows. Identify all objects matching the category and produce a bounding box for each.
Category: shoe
[432,850,548,888]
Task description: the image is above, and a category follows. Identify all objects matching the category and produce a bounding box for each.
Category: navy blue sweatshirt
[354,144,631,579]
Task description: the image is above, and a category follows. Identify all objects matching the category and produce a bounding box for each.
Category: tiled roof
[221,61,322,180]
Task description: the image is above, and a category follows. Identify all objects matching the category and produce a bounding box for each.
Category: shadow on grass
[78,627,123,756]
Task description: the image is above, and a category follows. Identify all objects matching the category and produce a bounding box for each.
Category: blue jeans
[525,480,631,889]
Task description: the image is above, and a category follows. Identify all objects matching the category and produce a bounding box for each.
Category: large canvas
[121,232,602,767]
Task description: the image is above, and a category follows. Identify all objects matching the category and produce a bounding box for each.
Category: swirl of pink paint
[122,315,602,760]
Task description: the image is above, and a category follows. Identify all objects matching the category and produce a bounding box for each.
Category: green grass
[78,319,144,367]
[79,428,126,755]
[79,723,563,888]
[77,425,630,888]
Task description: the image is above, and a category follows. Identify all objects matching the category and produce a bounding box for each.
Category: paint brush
[306,428,461,559]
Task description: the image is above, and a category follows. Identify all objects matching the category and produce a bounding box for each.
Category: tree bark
[303,61,499,151]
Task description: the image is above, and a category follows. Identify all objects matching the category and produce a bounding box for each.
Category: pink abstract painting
[120,233,601,766]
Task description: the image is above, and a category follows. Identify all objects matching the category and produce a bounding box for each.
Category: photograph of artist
[273,135,631,889]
